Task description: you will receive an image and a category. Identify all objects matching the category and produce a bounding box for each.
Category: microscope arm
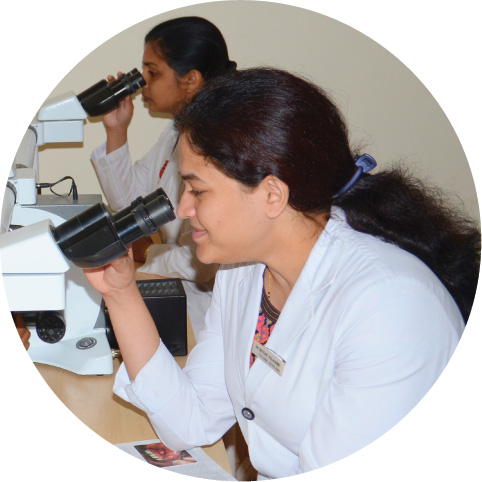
[0,220,69,311]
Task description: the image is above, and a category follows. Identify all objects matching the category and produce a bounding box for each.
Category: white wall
[31,1,479,220]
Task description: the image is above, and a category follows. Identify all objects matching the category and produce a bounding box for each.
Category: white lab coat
[91,122,218,339]
[113,208,464,478]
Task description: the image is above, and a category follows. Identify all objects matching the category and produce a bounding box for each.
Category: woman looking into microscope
[91,16,237,339]
[84,68,480,478]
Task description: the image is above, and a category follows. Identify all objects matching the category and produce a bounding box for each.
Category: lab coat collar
[237,208,348,384]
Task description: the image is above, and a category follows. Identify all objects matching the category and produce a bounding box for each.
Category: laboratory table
[34,271,232,475]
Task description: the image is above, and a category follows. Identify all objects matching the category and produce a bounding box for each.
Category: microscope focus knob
[36,312,66,344]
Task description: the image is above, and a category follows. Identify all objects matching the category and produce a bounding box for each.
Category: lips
[191,226,207,241]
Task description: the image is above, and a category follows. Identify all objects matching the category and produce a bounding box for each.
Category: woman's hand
[83,248,137,299]
[102,72,135,131]
[84,248,161,381]
[14,313,30,350]
[102,72,135,153]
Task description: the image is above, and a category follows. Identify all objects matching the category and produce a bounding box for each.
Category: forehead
[178,135,213,177]
[143,42,166,66]
[178,135,241,192]
[179,134,199,163]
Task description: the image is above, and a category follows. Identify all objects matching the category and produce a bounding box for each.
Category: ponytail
[334,166,480,322]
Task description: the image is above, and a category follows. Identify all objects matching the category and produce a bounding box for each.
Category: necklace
[266,268,272,300]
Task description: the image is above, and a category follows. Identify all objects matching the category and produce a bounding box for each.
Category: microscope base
[28,328,114,375]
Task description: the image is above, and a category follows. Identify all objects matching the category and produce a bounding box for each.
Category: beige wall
[31,1,479,221]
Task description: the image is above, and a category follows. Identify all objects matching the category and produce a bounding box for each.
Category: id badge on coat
[252,341,286,376]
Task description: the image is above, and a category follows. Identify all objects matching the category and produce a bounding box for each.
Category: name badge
[252,341,286,376]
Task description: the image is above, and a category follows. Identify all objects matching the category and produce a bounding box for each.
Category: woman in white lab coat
[84,68,480,478]
[91,17,236,338]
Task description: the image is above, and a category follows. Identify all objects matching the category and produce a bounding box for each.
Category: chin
[197,247,246,266]
[195,244,227,265]
[196,248,216,265]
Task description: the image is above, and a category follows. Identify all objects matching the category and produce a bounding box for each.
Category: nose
[141,68,148,89]
[177,189,196,220]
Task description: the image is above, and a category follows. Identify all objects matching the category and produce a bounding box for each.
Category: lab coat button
[241,407,255,420]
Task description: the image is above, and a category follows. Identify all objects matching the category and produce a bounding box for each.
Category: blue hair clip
[333,154,377,198]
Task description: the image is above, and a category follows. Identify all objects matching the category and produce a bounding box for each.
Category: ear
[181,69,204,94]
[261,175,290,219]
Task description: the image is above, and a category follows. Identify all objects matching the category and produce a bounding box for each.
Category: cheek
[151,81,165,100]
[194,199,234,247]
[197,202,224,232]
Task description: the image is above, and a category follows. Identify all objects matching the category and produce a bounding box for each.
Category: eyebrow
[181,173,205,182]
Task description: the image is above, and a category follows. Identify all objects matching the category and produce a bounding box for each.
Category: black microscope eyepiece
[77,68,146,117]
[52,188,175,268]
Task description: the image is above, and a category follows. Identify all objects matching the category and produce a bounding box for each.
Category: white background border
[0,1,480,481]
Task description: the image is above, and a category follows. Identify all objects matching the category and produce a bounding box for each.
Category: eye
[181,181,204,198]
[190,189,204,197]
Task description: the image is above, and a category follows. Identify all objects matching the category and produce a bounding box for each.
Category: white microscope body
[1,92,114,375]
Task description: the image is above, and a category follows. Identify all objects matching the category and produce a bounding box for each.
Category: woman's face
[141,42,192,115]
[177,136,271,265]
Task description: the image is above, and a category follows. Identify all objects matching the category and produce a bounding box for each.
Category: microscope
[1,70,178,375]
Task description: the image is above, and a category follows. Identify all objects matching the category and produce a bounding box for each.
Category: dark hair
[175,68,480,322]
[145,16,236,81]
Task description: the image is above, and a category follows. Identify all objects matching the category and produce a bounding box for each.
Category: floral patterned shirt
[250,272,281,367]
